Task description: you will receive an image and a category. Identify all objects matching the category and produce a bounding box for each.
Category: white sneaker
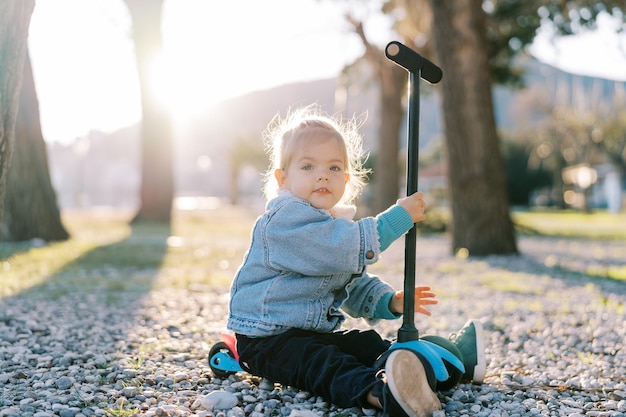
[384,349,442,417]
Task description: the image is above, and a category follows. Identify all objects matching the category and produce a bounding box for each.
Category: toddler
[227,106,484,417]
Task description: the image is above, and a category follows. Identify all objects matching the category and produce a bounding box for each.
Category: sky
[28,0,626,145]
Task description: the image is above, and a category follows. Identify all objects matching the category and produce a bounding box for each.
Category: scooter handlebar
[385,41,442,84]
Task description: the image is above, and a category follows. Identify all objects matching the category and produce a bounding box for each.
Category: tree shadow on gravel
[3,221,170,300]
[483,236,626,296]
[0,222,170,410]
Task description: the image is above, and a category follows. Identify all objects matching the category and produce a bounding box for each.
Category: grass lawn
[512,208,626,239]
[0,206,259,298]
[1,205,624,299]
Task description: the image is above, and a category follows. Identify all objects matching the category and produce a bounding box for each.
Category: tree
[347,20,405,215]
[429,0,518,255]
[346,0,517,254]
[125,0,174,224]
[359,0,625,255]
[2,52,69,242]
[501,139,552,206]
[0,0,36,231]
[517,75,626,210]
[344,0,517,254]
[345,1,436,215]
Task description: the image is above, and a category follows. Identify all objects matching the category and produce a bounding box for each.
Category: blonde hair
[263,105,369,205]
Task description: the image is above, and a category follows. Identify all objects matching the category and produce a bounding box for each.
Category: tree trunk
[348,4,437,216]
[2,52,69,242]
[429,0,517,255]
[125,0,173,224]
[373,62,407,215]
[0,0,35,231]
[349,19,408,215]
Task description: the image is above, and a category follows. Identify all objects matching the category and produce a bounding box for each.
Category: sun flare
[148,51,223,123]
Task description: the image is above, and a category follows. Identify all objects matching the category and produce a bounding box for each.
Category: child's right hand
[397,192,426,223]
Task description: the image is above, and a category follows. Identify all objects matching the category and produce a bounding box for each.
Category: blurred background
[2,0,626,251]
[27,1,625,211]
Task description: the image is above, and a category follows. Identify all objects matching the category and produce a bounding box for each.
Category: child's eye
[302,164,313,171]
[330,166,342,172]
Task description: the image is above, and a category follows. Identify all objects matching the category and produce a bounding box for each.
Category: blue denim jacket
[228,194,410,337]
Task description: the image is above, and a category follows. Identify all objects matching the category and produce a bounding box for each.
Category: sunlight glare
[530,12,626,82]
[28,0,626,144]
[149,47,233,123]
[30,0,364,142]
[29,0,140,143]
[158,0,362,122]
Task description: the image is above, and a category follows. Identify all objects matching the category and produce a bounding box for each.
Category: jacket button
[365,251,374,259]
[364,307,370,313]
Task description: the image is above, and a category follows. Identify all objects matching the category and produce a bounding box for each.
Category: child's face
[275,135,349,211]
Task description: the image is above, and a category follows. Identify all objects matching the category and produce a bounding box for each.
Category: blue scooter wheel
[420,335,463,391]
[208,342,237,379]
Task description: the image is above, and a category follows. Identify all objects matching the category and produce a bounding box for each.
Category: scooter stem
[384,41,442,342]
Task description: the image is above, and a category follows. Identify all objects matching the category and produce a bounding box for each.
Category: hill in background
[47,57,625,209]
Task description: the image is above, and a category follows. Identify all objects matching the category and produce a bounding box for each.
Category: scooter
[380,41,464,391]
[208,41,464,390]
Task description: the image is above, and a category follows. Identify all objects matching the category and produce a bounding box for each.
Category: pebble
[56,376,74,390]
[1,235,626,417]
[202,391,239,410]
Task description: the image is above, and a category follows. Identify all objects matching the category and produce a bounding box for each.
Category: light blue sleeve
[376,205,415,251]
[374,291,402,320]
[342,274,402,321]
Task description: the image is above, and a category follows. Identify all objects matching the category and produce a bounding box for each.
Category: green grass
[512,209,626,239]
[0,210,131,297]
[2,205,625,300]
[0,206,257,298]
[105,399,139,417]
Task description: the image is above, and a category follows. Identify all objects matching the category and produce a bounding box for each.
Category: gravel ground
[1,235,626,417]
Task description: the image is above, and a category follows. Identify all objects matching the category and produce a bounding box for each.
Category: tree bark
[125,0,174,224]
[349,18,407,215]
[2,52,69,242]
[375,61,407,215]
[0,0,36,231]
[429,0,517,255]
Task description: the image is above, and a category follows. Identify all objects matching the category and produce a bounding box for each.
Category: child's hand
[397,192,426,223]
[389,286,438,316]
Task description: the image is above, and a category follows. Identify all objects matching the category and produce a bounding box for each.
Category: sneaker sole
[470,320,486,383]
[386,350,441,417]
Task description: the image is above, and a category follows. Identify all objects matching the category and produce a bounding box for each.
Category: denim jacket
[227,193,409,337]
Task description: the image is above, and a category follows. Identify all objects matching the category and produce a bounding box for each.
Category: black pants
[236,329,392,408]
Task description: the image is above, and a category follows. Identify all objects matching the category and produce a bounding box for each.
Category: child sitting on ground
[227,106,485,417]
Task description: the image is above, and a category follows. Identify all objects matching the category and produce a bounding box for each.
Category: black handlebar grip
[385,41,442,84]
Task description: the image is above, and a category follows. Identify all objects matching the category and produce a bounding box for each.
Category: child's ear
[344,173,350,184]
[275,169,287,187]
